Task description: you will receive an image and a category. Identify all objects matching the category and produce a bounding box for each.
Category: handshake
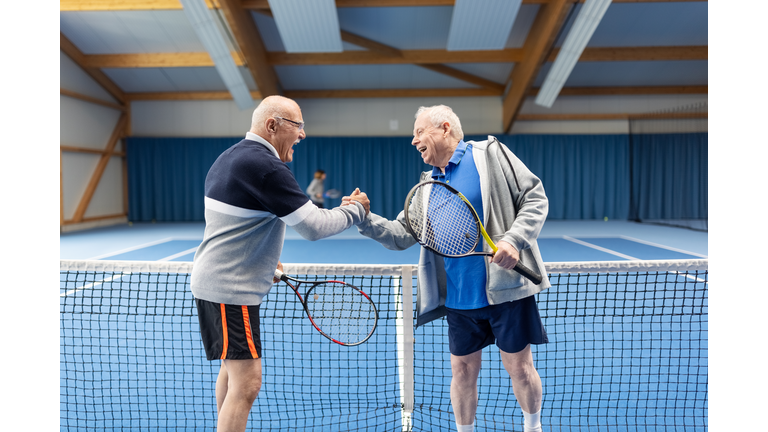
[340,188,370,215]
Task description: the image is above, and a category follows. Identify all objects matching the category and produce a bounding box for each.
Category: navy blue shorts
[195,298,262,361]
[446,295,548,356]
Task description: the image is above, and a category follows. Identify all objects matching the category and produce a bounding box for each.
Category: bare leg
[216,362,228,414]
[216,358,262,432]
[450,350,483,426]
[500,344,542,414]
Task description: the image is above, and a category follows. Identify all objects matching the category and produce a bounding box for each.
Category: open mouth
[417,146,426,153]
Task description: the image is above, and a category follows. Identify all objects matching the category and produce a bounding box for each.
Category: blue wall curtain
[127,137,234,221]
[467,134,630,220]
[126,133,705,222]
[629,132,708,220]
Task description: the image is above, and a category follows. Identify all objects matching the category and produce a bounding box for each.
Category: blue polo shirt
[431,141,490,310]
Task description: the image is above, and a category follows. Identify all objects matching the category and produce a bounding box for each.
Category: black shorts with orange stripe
[195,298,262,361]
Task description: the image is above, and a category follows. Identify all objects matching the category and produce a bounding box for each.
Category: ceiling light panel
[447,0,522,51]
[535,0,613,108]
[268,0,343,53]
[179,0,253,110]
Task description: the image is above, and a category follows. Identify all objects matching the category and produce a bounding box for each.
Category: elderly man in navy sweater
[191,95,370,432]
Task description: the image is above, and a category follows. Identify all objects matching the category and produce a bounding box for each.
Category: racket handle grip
[514,262,543,285]
[273,269,286,281]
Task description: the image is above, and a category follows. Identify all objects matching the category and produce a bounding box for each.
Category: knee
[507,359,536,384]
[242,376,262,402]
[452,362,480,384]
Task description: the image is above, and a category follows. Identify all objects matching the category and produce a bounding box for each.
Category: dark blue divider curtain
[127,137,235,221]
[126,136,431,222]
[126,133,705,222]
[629,132,708,220]
[465,134,631,220]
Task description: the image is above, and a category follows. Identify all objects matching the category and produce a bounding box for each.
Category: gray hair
[415,105,464,140]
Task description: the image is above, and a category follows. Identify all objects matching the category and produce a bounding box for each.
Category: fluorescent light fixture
[268,0,343,53]
[447,0,522,51]
[535,0,612,108]
[179,0,254,110]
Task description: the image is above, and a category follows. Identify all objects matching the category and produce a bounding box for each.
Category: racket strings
[408,185,480,255]
[304,282,377,344]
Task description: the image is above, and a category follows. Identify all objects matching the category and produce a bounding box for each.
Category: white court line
[563,236,706,283]
[87,237,176,260]
[60,273,130,297]
[619,235,708,258]
[159,247,199,262]
[562,236,640,260]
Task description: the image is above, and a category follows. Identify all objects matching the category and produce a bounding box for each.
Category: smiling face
[412,111,453,169]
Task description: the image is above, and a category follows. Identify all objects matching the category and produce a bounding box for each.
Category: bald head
[250,95,301,135]
[249,95,306,163]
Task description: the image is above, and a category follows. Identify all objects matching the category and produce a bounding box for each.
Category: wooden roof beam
[125,88,500,100]
[79,45,706,68]
[251,8,506,92]
[502,0,571,132]
[241,0,707,9]
[214,0,281,96]
[60,0,708,11]
[123,84,705,101]
[60,33,126,104]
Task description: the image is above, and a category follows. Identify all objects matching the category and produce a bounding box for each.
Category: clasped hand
[341,188,370,215]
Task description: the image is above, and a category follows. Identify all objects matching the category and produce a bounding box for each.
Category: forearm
[291,202,366,241]
[357,211,417,251]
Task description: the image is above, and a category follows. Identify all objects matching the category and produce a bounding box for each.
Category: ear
[441,121,451,138]
[266,118,278,133]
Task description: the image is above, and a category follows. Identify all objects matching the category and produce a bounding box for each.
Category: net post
[399,265,415,431]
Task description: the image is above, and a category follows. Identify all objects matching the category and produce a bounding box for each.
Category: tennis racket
[403,180,543,285]
[273,269,378,346]
[323,189,341,199]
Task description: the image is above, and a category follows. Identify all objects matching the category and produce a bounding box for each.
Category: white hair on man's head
[415,105,464,140]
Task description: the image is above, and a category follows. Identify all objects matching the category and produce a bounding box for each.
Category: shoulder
[464,136,494,152]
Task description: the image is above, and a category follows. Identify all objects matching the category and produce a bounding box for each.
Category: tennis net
[60,259,707,431]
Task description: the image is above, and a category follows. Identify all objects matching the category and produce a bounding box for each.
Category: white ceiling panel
[60,11,206,54]
[101,68,179,92]
[336,7,453,50]
[447,0,522,51]
[268,0,343,53]
[102,66,256,93]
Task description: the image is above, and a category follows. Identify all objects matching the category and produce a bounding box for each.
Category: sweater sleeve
[288,201,366,241]
[356,210,418,251]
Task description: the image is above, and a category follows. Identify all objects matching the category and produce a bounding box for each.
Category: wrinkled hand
[273,261,284,284]
[342,188,370,215]
[490,240,519,270]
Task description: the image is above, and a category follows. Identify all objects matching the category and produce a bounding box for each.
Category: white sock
[456,423,474,432]
[523,408,542,432]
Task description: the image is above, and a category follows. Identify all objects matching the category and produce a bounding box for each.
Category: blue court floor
[60,220,707,264]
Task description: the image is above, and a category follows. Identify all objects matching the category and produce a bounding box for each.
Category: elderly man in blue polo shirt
[349,104,549,432]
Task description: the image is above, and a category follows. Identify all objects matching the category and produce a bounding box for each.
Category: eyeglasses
[275,116,304,131]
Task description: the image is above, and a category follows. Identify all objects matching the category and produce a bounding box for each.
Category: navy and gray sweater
[191,133,365,305]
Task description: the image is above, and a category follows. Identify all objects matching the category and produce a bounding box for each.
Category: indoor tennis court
[60,220,708,431]
[54,1,720,431]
